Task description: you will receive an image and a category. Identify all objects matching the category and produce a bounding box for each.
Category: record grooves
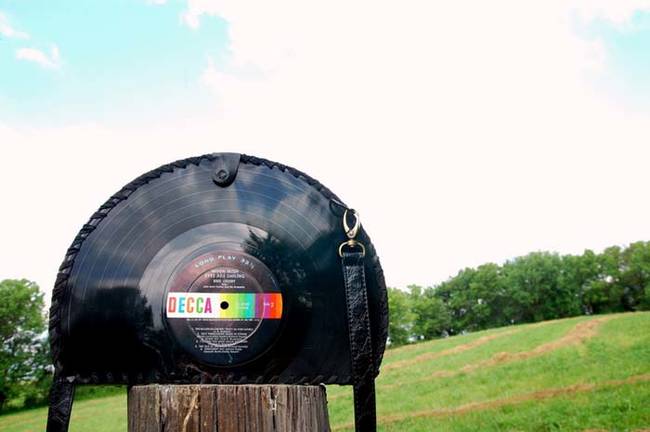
[50,153,388,386]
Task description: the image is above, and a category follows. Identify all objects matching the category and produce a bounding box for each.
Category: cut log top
[128,384,331,432]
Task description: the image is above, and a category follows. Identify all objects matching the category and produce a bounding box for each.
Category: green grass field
[1,312,649,431]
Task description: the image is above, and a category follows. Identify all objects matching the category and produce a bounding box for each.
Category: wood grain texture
[128,385,330,432]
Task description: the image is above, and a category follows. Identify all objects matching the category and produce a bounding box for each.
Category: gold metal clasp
[343,208,361,239]
[339,209,365,257]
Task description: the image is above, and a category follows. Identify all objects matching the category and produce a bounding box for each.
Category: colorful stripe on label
[166,292,282,319]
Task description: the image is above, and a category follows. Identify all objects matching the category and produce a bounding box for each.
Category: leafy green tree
[434,268,477,334]
[619,241,650,311]
[466,263,507,330]
[501,252,577,323]
[432,265,505,332]
[642,286,650,311]
[387,287,415,346]
[21,336,52,408]
[583,246,625,314]
[0,279,47,411]
[561,250,600,315]
[409,285,451,339]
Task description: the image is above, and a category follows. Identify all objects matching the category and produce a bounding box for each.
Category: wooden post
[128,384,331,432]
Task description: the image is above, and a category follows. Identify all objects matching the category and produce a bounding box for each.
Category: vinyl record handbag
[47,153,389,432]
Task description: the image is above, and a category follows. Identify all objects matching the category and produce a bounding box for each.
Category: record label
[165,249,284,366]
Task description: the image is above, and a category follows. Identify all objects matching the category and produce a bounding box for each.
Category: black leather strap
[46,375,75,432]
[341,250,377,432]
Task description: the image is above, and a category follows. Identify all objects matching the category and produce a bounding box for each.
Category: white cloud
[570,0,650,27]
[16,44,61,69]
[3,1,650,299]
[188,0,650,290]
[0,121,248,298]
[51,44,60,63]
[0,11,29,39]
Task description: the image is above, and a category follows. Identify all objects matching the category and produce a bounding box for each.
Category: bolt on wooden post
[128,384,331,432]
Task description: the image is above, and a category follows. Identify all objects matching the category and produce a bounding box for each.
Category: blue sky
[0,0,229,127]
[575,9,650,110]
[1,2,649,128]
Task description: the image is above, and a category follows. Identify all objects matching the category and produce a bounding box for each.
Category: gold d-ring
[338,239,366,257]
[343,209,360,239]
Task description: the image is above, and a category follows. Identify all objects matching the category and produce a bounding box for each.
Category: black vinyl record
[50,153,388,385]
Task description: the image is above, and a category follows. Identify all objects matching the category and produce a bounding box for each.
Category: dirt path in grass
[381,316,613,388]
[382,315,568,360]
[382,329,520,372]
[333,317,612,400]
[332,373,650,431]
[455,316,612,374]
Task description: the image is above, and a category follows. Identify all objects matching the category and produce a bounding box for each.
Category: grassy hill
[1,312,649,431]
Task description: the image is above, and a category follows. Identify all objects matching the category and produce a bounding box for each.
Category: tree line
[388,241,650,346]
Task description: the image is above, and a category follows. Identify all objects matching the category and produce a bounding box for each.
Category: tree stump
[128,384,331,432]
